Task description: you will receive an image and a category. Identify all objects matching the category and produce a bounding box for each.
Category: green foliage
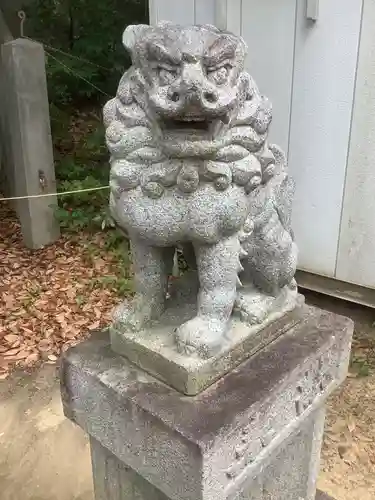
[90,275,134,296]
[53,117,112,233]
[23,0,148,105]
[351,358,371,378]
[54,202,112,232]
[83,233,134,297]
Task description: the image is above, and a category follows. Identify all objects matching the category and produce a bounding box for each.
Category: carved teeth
[236,276,243,287]
[180,116,206,122]
[239,248,248,258]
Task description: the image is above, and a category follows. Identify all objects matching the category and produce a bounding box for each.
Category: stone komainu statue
[104,22,298,358]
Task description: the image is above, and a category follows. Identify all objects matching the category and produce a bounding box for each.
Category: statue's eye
[158,67,178,85]
[207,65,230,85]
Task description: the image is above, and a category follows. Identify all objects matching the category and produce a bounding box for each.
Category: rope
[0,186,110,202]
[23,36,111,71]
[45,50,113,98]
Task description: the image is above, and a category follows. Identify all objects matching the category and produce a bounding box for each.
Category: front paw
[175,316,227,359]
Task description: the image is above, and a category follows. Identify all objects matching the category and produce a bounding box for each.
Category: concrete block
[61,306,353,500]
[1,38,60,248]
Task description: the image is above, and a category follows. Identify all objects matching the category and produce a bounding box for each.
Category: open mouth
[161,117,211,132]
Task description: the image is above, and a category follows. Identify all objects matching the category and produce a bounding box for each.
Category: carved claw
[175,340,197,356]
[235,292,274,326]
[235,282,299,326]
[239,307,267,325]
[175,316,227,359]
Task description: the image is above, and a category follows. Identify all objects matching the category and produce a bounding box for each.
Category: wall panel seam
[334,0,365,277]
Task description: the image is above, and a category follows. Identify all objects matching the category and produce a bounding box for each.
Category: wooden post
[1,38,60,248]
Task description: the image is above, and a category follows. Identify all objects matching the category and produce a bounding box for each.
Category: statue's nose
[168,88,218,105]
[168,65,219,107]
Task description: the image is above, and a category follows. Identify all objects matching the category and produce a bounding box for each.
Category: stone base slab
[111,287,305,395]
[61,306,353,500]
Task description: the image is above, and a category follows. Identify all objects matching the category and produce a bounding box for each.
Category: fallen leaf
[38,344,51,352]
[347,418,356,434]
[4,348,20,357]
[88,321,101,330]
[4,334,19,344]
[15,350,31,360]
[2,294,15,308]
[56,313,67,325]
[25,353,40,364]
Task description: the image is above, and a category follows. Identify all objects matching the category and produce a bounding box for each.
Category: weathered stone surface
[90,436,167,500]
[111,287,305,395]
[90,435,335,500]
[61,306,353,500]
[104,22,299,358]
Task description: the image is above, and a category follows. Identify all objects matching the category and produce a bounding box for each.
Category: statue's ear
[122,24,150,54]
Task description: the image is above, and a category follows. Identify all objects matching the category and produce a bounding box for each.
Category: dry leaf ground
[0,203,123,379]
[1,205,375,499]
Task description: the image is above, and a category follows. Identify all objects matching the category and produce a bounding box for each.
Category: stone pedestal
[61,306,353,500]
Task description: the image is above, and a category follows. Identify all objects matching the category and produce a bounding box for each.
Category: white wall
[195,0,216,25]
[149,0,216,25]
[241,0,297,153]
[288,0,363,277]
[149,0,195,25]
[336,0,375,288]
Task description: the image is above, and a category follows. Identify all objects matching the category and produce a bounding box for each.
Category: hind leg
[175,235,239,358]
[237,240,299,324]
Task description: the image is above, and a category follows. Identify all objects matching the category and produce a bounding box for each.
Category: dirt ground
[0,292,374,500]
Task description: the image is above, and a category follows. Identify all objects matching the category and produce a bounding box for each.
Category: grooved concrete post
[1,38,60,248]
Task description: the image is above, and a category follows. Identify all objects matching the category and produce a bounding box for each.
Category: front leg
[112,238,174,331]
[175,235,240,358]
